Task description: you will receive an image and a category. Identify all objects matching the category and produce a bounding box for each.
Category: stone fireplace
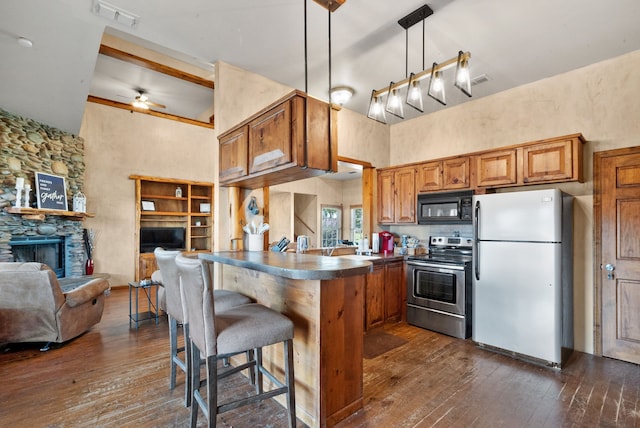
[0,108,88,277]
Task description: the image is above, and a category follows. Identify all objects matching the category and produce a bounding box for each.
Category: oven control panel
[430,236,473,248]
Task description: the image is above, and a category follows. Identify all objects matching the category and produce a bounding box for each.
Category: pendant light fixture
[454,50,472,97]
[385,81,404,118]
[367,4,472,122]
[406,72,424,112]
[427,62,446,105]
[367,90,387,123]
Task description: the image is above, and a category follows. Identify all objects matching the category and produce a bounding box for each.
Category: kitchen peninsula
[198,251,373,428]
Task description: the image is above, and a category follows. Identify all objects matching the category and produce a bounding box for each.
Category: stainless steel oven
[406,236,472,339]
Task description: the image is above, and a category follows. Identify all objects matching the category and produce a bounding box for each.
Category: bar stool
[176,254,296,428]
[154,248,251,407]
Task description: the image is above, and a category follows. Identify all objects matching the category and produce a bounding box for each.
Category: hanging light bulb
[454,50,472,97]
[428,63,446,105]
[367,90,387,124]
[406,72,424,112]
[385,81,404,118]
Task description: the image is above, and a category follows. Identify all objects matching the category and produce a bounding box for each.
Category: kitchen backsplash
[384,224,473,248]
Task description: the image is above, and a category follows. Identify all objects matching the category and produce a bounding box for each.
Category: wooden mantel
[4,207,95,221]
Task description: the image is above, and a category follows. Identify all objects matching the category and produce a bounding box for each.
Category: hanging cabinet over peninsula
[130,175,214,281]
[217,90,338,189]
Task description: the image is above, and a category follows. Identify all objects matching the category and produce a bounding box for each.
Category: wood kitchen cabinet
[365,259,404,331]
[365,263,385,330]
[417,157,470,192]
[475,149,517,187]
[377,166,416,224]
[219,127,248,181]
[522,137,581,183]
[475,134,585,188]
[217,90,337,189]
[248,98,292,174]
[384,260,404,322]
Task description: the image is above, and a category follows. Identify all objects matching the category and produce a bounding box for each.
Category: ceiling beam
[87,95,214,129]
[98,45,215,90]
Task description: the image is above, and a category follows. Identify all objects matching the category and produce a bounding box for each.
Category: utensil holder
[247,234,264,251]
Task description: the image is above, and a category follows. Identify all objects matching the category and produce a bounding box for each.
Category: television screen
[140,227,186,253]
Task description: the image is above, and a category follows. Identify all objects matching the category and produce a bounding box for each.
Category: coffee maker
[379,231,395,255]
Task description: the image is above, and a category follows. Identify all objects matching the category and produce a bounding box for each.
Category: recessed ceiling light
[17,37,33,48]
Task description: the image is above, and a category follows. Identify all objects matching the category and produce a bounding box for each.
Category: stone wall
[0,108,86,276]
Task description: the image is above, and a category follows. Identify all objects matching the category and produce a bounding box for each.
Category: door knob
[604,263,615,280]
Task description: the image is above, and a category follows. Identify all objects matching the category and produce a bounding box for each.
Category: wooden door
[597,147,640,364]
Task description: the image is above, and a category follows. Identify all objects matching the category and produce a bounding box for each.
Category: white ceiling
[1,0,640,134]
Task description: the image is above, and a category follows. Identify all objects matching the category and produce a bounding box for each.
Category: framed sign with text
[35,172,68,210]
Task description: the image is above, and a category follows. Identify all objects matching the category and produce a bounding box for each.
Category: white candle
[25,184,30,190]
[15,177,24,188]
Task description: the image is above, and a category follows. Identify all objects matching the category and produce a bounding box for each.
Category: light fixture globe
[330,86,354,105]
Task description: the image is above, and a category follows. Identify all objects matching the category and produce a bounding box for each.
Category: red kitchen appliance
[379,231,395,255]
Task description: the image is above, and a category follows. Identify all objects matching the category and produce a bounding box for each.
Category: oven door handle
[474,200,480,281]
[407,261,465,272]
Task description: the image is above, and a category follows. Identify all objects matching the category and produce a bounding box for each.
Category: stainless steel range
[406,236,472,339]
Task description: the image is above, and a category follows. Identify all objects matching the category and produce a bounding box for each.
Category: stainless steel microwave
[417,190,473,224]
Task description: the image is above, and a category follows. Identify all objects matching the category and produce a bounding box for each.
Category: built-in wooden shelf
[4,207,95,221]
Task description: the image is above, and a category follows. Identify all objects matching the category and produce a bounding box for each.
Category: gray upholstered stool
[154,248,251,407]
[176,254,296,428]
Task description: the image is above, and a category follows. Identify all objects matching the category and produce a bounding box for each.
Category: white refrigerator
[472,189,573,367]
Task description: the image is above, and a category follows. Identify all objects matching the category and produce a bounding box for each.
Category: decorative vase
[85,258,94,275]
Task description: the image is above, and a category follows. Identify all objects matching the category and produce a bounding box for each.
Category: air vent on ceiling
[471,74,490,86]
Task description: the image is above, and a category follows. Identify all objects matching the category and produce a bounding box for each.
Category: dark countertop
[199,251,374,280]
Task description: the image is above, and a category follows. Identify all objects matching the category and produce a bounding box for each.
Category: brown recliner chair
[0,262,110,348]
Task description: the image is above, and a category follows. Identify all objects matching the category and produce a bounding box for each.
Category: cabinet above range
[218,90,338,189]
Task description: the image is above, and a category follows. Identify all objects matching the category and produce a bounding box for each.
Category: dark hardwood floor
[1,287,639,427]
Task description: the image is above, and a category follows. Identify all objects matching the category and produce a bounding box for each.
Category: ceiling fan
[131,90,166,110]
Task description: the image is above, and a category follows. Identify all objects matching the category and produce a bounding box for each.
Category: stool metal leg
[285,339,296,428]
[135,286,140,329]
[169,315,178,390]
[155,284,159,324]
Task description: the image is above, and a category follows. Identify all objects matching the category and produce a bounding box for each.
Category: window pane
[321,205,342,247]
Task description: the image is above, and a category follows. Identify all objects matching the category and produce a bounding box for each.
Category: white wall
[80,103,216,286]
